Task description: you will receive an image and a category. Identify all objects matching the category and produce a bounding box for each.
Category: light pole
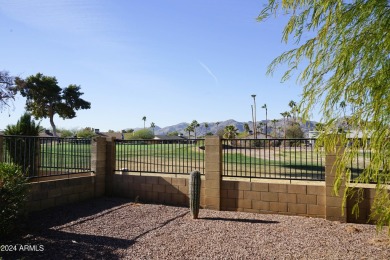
[251,94,257,139]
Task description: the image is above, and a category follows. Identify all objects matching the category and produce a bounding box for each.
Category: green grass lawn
[116,143,205,159]
[39,142,91,170]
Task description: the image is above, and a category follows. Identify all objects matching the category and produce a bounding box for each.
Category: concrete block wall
[22,136,109,212]
[221,180,326,218]
[26,176,95,212]
[111,173,205,207]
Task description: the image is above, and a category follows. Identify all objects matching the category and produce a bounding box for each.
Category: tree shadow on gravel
[25,197,135,230]
[1,229,134,260]
[201,217,279,224]
[1,200,190,260]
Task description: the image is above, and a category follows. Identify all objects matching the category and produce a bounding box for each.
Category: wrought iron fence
[347,140,376,182]
[1,135,92,178]
[115,139,205,175]
[222,138,325,181]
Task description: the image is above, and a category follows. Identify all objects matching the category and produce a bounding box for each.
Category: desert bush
[4,113,41,176]
[0,163,28,238]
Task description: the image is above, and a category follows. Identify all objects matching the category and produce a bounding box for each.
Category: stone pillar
[105,137,116,196]
[91,136,107,197]
[204,136,222,210]
[325,139,346,222]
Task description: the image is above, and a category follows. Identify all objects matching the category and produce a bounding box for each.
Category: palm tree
[204,122,209,135]
[185,125,194,138]
[340,101,347,117]
[261,104,268,138]
[288,100,296,110]
[288,100,297,122]
[215,122,220,135]
[280,111,290,138]
[257,122,265,135]
[190,120,200,139]
[251,94,257,139]
[142,116,146,129]
[244,123,250,133]
[223,125,239,139]
[150,122,156,135]
[271,119,278,137]
[277,126,283,137]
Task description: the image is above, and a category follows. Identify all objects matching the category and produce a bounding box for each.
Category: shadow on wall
[111,174,204,208]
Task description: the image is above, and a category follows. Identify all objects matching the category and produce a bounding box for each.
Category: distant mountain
[153,119,319,137]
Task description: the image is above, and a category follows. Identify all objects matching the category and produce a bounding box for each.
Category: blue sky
[0,0,314,132]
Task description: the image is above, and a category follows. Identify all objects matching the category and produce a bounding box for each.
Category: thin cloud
[198,60,219,86]
[0,0,107,34]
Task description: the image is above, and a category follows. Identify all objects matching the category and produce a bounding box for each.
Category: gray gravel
[1,197,389,259]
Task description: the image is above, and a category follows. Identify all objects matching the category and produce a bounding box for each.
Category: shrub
[285,122,304,139]
[76,127,96,138]
[0,163,28,238]
[57,128,76,138]
[128,129,154,140]
[4,113,41,136]
[4,113,41,176]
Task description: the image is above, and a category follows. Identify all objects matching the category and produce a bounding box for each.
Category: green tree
[223,125,239,139]
[4,113,41,176]
[259,1,390,230]
[271,119,278,137]
[167,131,179,137]
[286,123,304,139]
[280,111,290,138]
[15,73,90,137]
[288,100,298,122]
[215,122,220,134]
[257,122,265,135]
[142,116,147,129]
[130,129,154,140]
[76,127,95,138]
[244,123,250,133]
[261,104,268,137]
[57,128,76,138]
[185,124,194,138]
[0,71,16,112]
[150,122,156,135]
[190,120,200,139]
[204,122,209,134]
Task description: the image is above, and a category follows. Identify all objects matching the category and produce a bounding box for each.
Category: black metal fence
[1,135,92,178]
[348,141,376,182]
[222,138,325,181]
[1,135,376,181]
[115,139,205,175]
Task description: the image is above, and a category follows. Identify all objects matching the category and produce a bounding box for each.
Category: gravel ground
[1,197,390,259]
